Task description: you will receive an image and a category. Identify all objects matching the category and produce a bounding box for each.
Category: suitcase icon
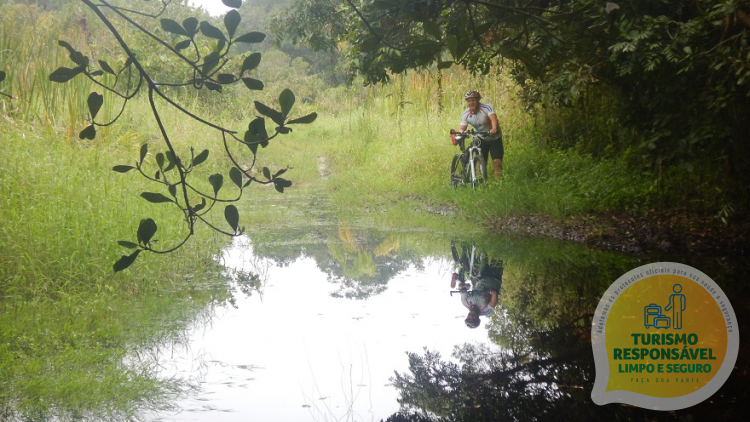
[644,303,671,328]
[654,316,671,329]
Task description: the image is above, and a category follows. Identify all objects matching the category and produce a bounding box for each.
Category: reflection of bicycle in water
[449,129,489,190]
[448,241,503,328]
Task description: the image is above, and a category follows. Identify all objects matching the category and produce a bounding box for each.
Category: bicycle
[449,129,488,190]
[449,241,484,296]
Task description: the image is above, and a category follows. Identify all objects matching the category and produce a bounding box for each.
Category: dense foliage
[278,0,750,215]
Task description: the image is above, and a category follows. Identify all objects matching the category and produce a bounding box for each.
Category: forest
[1,0,748,421]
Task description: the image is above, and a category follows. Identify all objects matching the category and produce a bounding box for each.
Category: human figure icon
[664,284,686,329]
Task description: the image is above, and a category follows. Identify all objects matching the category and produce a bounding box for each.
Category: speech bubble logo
[591,262,739,410]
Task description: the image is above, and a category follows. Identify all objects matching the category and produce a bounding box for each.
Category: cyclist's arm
[488,290,498,308]
[489,113,499,136]
[459,124,468,132]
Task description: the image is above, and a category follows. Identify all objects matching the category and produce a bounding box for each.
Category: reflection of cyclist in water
[451,242,503,328]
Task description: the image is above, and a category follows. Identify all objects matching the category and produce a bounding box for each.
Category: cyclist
[451,242,503,328]
[458,90,504,179]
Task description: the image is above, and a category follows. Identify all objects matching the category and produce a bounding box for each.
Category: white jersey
[460,103,500,140]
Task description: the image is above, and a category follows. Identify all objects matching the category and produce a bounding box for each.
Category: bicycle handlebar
[450,129,490,137]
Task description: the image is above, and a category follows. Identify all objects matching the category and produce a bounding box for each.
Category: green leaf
[205,82,222,91]
[202,51,221,75]
[175,39,192,51]
[224,205,239,233]
[182,17,198,34]
[49,67,82,83]
[156,152,165,169]
[168,184,177,198]
[242,77,264,90]
[279,89,295,117]
[161,18,188,37]
[140,144,148,163]
[79,125,96,140]
[254,101,284,126]
[222,0,242,8]
[141,192,174,203]
[117,240,139,249]
[229,167,243,188]
[262,167,271,180]
[286,112,317,124]
[241,53,262,74]
[200,21,226,41]
[99,60,115,74]
[437,60,453,70]
[137,218,157,245]
[224,10,241,38]
[446,35,458,60]
[217,74,236,84]
[192,149,209,167]
[273,178,292,193]
[234,32,266,44]
[113,250,141,272]
[87,92,103,120]
[192,197,207,213]
[112,165,135,173]
[209,173,224,195]
[423,21,441,39]
[164,151,178,172]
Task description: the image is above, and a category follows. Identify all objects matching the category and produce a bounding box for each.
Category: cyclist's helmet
[464,90,482,100]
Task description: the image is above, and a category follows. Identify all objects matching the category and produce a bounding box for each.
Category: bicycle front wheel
[451,154,467,188]
[472,154,487,189]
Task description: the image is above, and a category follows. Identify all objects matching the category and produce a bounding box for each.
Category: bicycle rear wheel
[451,154,467,188]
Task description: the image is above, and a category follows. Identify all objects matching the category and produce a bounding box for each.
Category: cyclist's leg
[488,137,504,179]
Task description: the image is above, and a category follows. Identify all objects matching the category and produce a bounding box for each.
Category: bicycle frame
[450,130,487,190]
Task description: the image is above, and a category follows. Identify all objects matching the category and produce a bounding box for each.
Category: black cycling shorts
[480,135,504,163]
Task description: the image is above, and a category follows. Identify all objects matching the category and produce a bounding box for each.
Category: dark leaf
[183,17,199,35]
[423,21,441,39]
[209,173,224,195]
[202,51,221,76]
[141,192,174,204]
[205,81,222,92]
[200,21,226,41]
[161,18,188,37]
[273,168,287,178]
[112,165,135,173]
[113,250,141,272]
[229,167,243,188]
[286,112,317,124]
[192,197,206,213]
[168,184,177,198]
[217,73,236,84]
[155,170,160,180]
[234,32,265,44]
[215,39,226,53]
[58,40,87,66]
[279,88,295,117]
[241,53,262,74]
[192,149,209,167]
[0,70,5,82]
[262,167,271,180]
[139,143,148,163]
[273,178,292,193]
[137,218,157,245]
[79,124,96,140]
[254,101,284,125]
[241,77,264,90]
[87,92,103,119]
[222,0,242,8]
[175,39,192,51]
[117,240,139,249]
[275,126,291,134]
[90,70,104,77]
[224,205,240,233]
[98,60,115,74]
[164,151,178,172]
[49,67,82,83]
[224,10,241,38]
[156,152,165,169]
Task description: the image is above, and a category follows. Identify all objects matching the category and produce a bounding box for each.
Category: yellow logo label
[591,262,739,410]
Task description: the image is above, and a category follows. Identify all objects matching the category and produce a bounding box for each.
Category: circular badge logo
[591,262,739,410]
